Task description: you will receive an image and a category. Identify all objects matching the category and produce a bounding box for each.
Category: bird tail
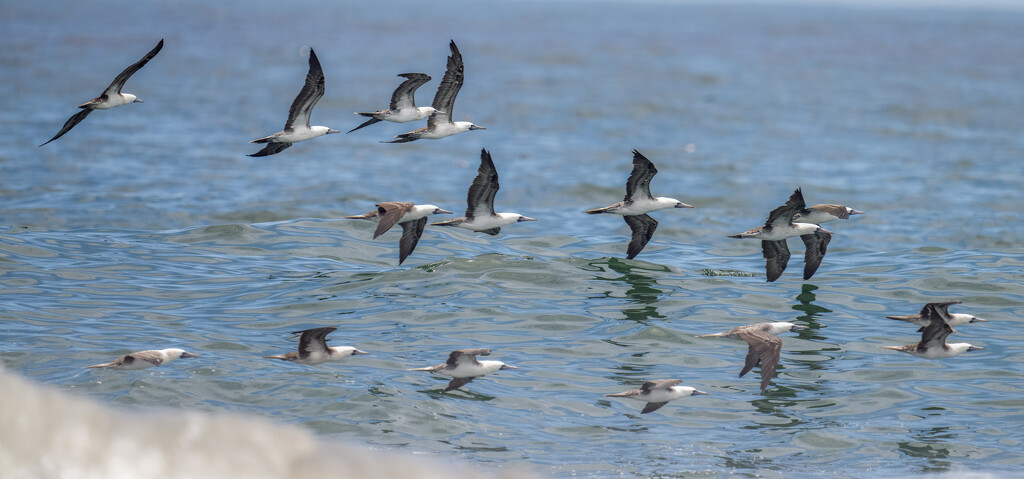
[383,134,416,144]
[407,366,437,372]
[584,206,612,214]
[84,362,112,369]
[343,212,377,220]
[263,355,289,360]
[430,218,462,227]
[605,390,639,398]
[347,117,382,134]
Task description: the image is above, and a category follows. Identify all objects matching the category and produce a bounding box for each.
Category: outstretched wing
[40,109,93,146]
[624,214,658,260]
[391,73,431,111]
[285,48,326,130]
[761,240,791,282]
[765,188,806,229]
[373,202,415,239]
[103,39,164,96]
[624,150,658,202]
[398,217,428,265]
[800,229,831,280]
[465,149,499,219]
[427,40,464,127]
[738,331,782,391]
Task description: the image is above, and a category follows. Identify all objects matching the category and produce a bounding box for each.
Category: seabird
[699,322,808,391]
[249,48,339,157]
[408,348,517,392]
[605,379,709,414]
[348,73,434,133]
[728,188,833,282]
[386,40,485,143]
[882,308,985,359]
[431,149,536,235]
[85,348,198,370]
[793,203,865,225]
[344,201,453,264]
[887,300,988,331]
[40,39,164,146]
[584,150,694,259]
[264,327,368,365]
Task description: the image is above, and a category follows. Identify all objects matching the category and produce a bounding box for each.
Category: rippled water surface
[2,0,1023,477]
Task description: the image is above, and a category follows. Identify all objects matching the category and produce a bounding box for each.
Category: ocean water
[2,0,1023,477]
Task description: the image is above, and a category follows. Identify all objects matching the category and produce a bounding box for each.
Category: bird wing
[398,217,428,265]
[445,377,474,391]
[624,214,658,259]
[765,188,807,228]
[624,150,658,202]
[373,202,415,239]
[284,48,326,130]
[427,40,464,128]
[465,149,499,219]
[641,379,682,392]
[447,348,491,367]
[800,229,831,280]
[812,204,852,220]
[924,300,962,321]
[102,39,164,96]
[248,142,292,157]
[761,240,791,282]
[641,402,668,414]
[40,109,93,146]
[917,311,954,352]
[130,350,166,367]
[295,326,336,359]
[391,73,431,111]
[738,330,782,391]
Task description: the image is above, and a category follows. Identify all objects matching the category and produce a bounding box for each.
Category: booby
[344,202,453,264]
[249,48,339,157]
[605,379,709,414]
[408,348,517,391]
[264,327,368,365]
[728,188,833,282]
[40,39,164,146]
[584,150,694,259]
[348,73,434,133]
[699,322,808,391]
[887,300,988,331]
[883,309,985,359]
[431,149,536,235]
[386,40,485,143]
[793,203,865,225]
[85,348,199,370]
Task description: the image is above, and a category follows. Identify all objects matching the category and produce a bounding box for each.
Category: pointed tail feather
[347,117,382,134]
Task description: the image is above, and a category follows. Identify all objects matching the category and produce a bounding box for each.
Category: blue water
[2,0,1023,477]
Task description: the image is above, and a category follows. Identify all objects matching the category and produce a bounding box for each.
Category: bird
[85,348,199,370]
[264,327,368,365]
[348,73,434,133]
[249,48,339,157]
[385,40,485,143]
[887,300,988,331]
[882,308,985,359]
[344,202,453,264]
[727,188,833,282]
[40,39,164,146]
[792,203,865,225]
[699,322,808,391]
[584,150,694,259]
[605,379,709,414]
[408,348,517,392]
[431,149,536,235]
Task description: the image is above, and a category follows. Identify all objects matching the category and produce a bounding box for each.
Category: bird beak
[134,98,144,103]
[693,389,710,396]
[969,317,989,323]
[499,364,518,370]
[675,202,695,209]
[435,208,453,215]
[517,216,538,222]
[352,349,370,355]
[791,325,810,331]
[469,125,486,130]
[819,228,834,235]
[850,209,866,215]
[181,352,200,359]
[967,346,985,352]
[327,129,341,134]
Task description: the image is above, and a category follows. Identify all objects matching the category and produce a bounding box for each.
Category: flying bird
[728,188,833,282]
[409,348,517,392]
[344,201,452,264]
[883,309,985,359]
[264,327,368,365]
[386,40,485,143]
[887,300,988,331]
[41,39,164,146]
[699,322,808,391]
[585,150,694,259]
[605,379,709,414]
[85,347,198,370]
[431,149,536,235]
[249,48,339,156]
[348,73,434,133]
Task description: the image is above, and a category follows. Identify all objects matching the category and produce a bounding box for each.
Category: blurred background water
[1,0,1023,477]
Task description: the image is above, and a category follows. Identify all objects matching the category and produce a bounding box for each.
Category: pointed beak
[352,349,370,356]
[692,389,710,396]
[849,209,866,215]
[134,98,144,103]
[435,208,454,215]
[469,125,486,130]
[499,364,518,370]
[967,346,985,352]
[819,228,834,235]
[791,325,810,331]
[181,352,200,359]
[327,129,341,134]
[969,317,989,323]
[518,216,537,222]
[675,202,695,209]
